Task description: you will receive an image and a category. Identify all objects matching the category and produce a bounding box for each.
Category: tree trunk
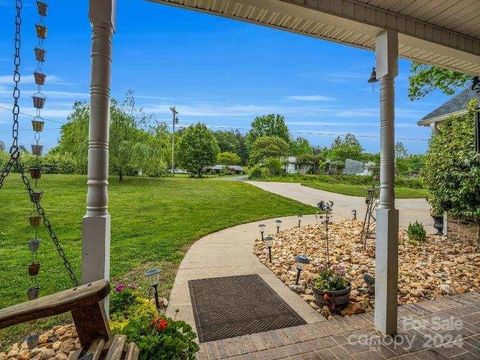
[118,170,123,182]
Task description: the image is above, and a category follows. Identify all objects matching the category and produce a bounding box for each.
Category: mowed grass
[260,175,427,199]
[0,174,315,345]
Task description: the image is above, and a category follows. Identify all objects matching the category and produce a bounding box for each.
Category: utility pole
[170,106,179,176]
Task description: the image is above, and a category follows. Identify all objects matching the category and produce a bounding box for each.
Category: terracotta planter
[34,71,46,86]
[313,284,351,311]
[35,24,47,39]
[29,215,42,227]
[34,47,46,62]
[26,334,39,350]
[432,215,444,235]
[28,263,40,276]
[32,119,45,132]
[32,93,46,109]
[36,1,48,16]
[30,167,41,179]
[28,239,40,253]
[31,191,43,203]
[27,287,40,300]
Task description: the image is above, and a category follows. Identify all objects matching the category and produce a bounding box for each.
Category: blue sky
[0,0,453,154]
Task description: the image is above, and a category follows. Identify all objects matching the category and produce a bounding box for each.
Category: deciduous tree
[246,114,291,148]
[178,123,220,177]
[249,136,289,165]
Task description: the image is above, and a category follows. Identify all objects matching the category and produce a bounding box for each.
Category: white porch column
[82,0,116,284]
[374,30,399,336]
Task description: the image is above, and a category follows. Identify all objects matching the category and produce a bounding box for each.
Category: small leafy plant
[314,265,350,292]
[406,221,427,245]
[109,283,199,359]
[123,314,199,360]
[110,284,138,316]
[248,166,264,179]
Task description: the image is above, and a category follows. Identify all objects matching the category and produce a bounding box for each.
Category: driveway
[246,181,434,233]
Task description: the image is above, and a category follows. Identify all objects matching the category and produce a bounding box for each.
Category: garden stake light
[258,223,266,241]
[275,219,282,233]
[145,268,162,310]
[295,254,310,285]
[297,214,303,228]
[351,209,357,220]
[264,236,274,263]
[317,201,334,269]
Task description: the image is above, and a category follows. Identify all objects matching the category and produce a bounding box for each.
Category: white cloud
[287,95,336,102]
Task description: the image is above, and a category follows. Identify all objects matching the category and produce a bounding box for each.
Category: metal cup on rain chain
[32,93,46,110]
[29,167,42,180]
[27,287,40,300]
[32,118,45,132]
[35,24,47,39]
[34,71,46,86]
[31,191,43,203]
[28,263,41,277]
[29,214,42,227]
[31,144,43,156]
[36,1,48,16]
[34,48,46,62]
[28,238,41,253]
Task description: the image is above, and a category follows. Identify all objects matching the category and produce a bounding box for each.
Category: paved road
[246,181,434,233]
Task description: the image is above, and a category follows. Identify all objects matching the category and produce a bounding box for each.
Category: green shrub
[263,157,284,176]
[248,166,264,179]
[109,283,199,359]
[406,221,427,245]
[123,314,199,360]
[422,100,480,227]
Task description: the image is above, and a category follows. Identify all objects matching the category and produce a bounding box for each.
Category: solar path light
[295,255,310,285]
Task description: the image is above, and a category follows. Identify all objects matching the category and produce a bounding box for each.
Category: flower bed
[254,219,480,317]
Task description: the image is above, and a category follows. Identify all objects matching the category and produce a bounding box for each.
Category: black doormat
[188,274,306,342]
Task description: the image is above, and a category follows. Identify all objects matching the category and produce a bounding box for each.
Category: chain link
[0,0,79,287]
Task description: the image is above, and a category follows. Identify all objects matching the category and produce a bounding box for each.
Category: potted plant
[312,200,352,311]
[313,265,351,311]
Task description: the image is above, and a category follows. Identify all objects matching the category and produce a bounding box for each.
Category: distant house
[204,165,245,175]
[284,156,312,174]
[417,88,477,133]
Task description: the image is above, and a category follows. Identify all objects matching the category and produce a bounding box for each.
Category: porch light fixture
[145,268,162,310]
[295,255,310,285]
[275,219,282,233]
[368,67,378,91]
[297,214,303,228]
[264,236,274,263]
[258,223,266,241]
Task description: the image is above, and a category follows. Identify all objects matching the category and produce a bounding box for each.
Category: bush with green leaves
[217,151,241,165]
[109,283,199,359]
[422,100,480,243]
[406,221,427,245]
[123,314,199,360]
[248,166,264,179]
[263,157,284,177]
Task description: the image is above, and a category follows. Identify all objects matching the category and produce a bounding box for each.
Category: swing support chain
[0,0,79,287]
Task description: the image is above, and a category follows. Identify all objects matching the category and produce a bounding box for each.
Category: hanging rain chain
[0,0,79,299]
[25,1,48,300]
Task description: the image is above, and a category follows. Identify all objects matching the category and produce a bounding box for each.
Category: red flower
[151,317,168,332]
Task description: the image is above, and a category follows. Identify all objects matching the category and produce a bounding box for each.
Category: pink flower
[115,284,126,293]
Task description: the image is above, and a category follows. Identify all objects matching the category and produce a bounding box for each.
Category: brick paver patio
[197,292,480,359]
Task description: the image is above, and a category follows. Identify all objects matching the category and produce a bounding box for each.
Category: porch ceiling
[149,0,480,76]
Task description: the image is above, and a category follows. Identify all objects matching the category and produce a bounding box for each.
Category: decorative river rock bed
[254,219,480,318]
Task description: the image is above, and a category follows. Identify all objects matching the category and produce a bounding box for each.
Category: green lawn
[0,174,315,346]
[259,174,427,199]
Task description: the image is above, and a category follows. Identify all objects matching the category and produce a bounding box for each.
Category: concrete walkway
[246,181,434,233]
[166,215,325,329]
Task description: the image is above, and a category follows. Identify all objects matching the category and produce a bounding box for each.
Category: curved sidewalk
[166,215,325,332]
[246,181,434,234]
